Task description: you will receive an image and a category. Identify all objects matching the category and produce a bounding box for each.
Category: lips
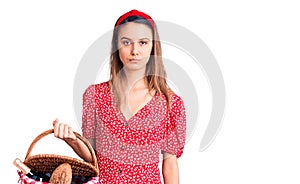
[129,59,141,62]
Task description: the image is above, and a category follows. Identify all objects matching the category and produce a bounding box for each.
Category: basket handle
[24,129,98,168]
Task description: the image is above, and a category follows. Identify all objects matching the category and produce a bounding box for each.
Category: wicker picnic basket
[17,129,100,184]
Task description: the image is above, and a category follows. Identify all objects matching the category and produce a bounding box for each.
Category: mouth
[128,59,141,63]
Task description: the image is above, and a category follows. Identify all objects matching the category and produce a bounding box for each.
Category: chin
[123,63,146,72]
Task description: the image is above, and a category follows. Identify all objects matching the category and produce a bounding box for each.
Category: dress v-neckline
[115,92,158,123]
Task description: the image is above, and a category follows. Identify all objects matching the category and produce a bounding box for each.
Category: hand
[52,118,77,142]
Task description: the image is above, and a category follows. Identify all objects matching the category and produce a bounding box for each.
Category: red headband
[115,9,155,29]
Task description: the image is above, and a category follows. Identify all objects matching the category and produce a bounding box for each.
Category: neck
[123,68,147,92]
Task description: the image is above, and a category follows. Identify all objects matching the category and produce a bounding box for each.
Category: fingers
[60,124,68,138]
[52,118,59,127]
[68,126,77,140]
[53,118,59,137]
[52,119,76,141]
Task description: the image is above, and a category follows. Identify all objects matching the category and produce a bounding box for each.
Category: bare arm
[53,119,94,163]
[162,152,180,184]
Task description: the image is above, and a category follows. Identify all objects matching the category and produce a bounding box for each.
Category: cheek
[143,45,153,56]
[142,48,152,62]
[118,48,129,61]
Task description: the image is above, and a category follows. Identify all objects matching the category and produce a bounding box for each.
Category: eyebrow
[120,37,151,41]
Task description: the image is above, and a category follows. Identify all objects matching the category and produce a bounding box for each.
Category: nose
[131,42,139,56]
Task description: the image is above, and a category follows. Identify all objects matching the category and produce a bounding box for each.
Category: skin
[118,22,152,74]
[117,22,155,120]
[53,22,180,184]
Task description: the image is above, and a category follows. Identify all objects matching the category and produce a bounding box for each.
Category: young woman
[53,9,186,184]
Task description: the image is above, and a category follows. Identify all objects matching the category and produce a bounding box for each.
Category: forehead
[118,22,153,40]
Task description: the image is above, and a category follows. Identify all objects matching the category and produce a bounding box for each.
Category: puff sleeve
[161,94,186,158]
[81,85,97,139]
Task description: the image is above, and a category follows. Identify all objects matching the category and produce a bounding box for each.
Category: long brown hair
[109,14,172,109]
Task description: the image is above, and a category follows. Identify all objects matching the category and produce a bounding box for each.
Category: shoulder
[86,81,110,92]
[84,81,110,96]
[170,93,185,111]
[165,88,184,107]
[159,89,185,110]
[170,93,184,103]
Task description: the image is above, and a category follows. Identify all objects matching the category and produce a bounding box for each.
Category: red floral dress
[82,82,186,184]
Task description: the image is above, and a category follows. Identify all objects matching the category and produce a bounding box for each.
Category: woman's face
[118,22,153,72]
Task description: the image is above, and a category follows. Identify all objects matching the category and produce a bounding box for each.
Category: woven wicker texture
[23,129,99,177]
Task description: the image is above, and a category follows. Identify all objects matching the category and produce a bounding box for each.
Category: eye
[140,40,148,45]
[121,40,131,46]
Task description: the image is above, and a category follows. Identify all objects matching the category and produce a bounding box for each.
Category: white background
[1,0,300,183]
